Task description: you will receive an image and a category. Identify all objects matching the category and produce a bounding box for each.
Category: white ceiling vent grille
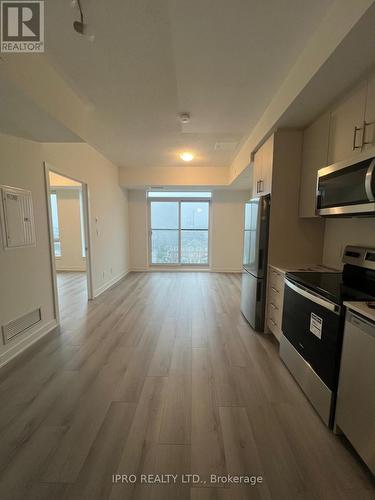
[2,308,41,344]
[214,141,238,152]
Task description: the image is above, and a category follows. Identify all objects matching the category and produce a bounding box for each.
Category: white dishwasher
[335,309,375,475]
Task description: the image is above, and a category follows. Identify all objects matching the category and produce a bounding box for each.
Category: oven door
[281,279,342,391]
[317,156,375,216]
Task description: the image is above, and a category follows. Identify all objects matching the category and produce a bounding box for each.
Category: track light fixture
[72,0,94,41]
[73,0,85,34]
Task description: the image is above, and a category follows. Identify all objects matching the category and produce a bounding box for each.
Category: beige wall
[43,143,129,295]
[53,188,86,272]
[128,190,149,271]
[210,190,249,272]
[127,189,249,271]
[0,133,129,367]
[323,218,375,269]
[120,166,230,188]
[0,134,55,366]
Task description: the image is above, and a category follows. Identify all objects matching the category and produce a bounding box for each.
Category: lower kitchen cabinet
[267,266,285,341]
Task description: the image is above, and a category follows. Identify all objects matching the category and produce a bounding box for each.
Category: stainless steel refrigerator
[240,195,270,331]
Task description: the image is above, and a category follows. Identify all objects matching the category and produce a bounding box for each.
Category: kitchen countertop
[344,301,375,323]
[270,264,339,274]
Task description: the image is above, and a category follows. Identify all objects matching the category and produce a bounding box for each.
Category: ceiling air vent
[2,307,42,344]
[214,141,238,152]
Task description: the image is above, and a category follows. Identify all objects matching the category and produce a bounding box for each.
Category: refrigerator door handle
[258,248,263,271]
[256,280,262,301]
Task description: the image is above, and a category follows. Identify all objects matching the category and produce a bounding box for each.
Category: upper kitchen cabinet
[252,145,263,198]
[363,71,375,150]
[299,112,330,218]
[327,82,367,164]
[252,134,274,198]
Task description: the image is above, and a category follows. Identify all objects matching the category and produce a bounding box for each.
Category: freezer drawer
[240,270,266,331]
[335,310,375,474]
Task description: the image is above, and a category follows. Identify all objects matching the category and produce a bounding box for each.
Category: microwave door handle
[285,279,340,314]
[365,158,375,202]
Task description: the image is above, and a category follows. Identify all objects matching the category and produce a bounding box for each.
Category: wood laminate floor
[0,272,373,500]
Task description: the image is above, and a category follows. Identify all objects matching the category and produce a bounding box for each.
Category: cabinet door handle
[352,125,363,150]
[259,179,264,193]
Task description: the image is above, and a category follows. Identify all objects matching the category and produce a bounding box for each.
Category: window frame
[148,196,211,267]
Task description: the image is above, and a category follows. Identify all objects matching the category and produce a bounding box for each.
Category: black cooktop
[286,271,375,306]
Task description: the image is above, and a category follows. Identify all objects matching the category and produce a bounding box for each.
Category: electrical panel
[0,185,36,249]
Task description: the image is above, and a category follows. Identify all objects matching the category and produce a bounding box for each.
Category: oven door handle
[285,279,340,314]
[365,158,375,202]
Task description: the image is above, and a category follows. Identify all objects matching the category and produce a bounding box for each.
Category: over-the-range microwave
[316,149,375,216]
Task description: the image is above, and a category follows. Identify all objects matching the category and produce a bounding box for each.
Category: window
[150,201,179,264]
[50,192,61,257]
[149,195,210,266]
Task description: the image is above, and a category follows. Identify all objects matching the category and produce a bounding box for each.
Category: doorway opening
[45,164,93,325]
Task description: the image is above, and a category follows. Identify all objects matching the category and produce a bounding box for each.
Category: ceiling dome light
[180,152,194,162]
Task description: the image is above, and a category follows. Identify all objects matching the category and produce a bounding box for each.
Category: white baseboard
[93,270,129,298]
[130,267,242,273]
[147,267,210,272]
[56,266,86,272]
[210,268,242,273]
[0,318,58,370]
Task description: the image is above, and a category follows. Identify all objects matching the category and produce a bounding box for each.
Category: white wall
[127,189,249,272]
[0,133,129,367]
[54,188,86,272]
[323,218,375,269]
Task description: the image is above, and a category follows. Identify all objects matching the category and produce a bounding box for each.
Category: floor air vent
[2,308,42,344]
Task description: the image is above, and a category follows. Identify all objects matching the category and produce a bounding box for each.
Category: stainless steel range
[280,246,375,427]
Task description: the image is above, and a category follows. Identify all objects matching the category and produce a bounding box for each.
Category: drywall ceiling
[277,2,375,128]
[0,71,82,143]
[44,0,334,168]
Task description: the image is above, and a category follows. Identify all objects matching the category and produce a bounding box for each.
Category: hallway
[56,272,88,325]
[0,272,373,500]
